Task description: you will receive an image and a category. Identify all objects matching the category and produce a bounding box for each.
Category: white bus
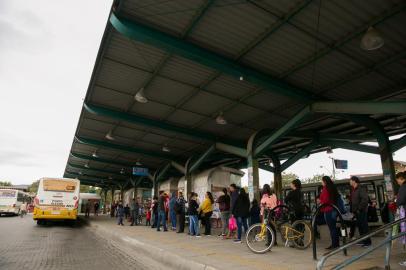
[0,189,31,216]
[33,178,80,224]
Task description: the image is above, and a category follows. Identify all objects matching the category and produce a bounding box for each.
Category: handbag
[229,216,237,231]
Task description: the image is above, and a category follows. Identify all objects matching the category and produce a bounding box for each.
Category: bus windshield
[43,179,77,193]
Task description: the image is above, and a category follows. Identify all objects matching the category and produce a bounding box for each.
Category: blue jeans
[324,210,339,248]
[236,216,248,240]
[157,210,167,231]
[189,215,199,236]
[170,210,177,229]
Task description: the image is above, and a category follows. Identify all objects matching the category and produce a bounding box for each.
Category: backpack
[336,195,347,215]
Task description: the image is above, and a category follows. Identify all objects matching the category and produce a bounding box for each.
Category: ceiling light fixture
[134,87,148,103]
[108,176,113,180]
[360,27,384,51]
[239,76,244,81]
[216,112,227,125]
[79,171,83,175]
[92,151,99,158]
[162,145,170,152]
[135,161,142,166]
[84,162,90,168]
[120,168,125,174]
[105,130,115,141]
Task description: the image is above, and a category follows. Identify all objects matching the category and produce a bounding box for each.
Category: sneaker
[196,235,201,238]
[233,239,242,243]
[399,261,406,267]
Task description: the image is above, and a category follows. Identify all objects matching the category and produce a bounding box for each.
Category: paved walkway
[86,215,404,270]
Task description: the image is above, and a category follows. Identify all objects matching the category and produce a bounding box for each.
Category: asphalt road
[0,214,160,270]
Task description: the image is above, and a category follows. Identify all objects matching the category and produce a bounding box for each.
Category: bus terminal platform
[85,215,404,270]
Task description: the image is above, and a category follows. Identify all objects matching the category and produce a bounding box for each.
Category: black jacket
[284,189,304,217]
[188,199,199,216]
[397,182,406,207]
[233,193,250,218]
[351,185,369,213]
[216,194,230,212]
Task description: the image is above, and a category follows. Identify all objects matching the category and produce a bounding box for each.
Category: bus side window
[17,192,24,202]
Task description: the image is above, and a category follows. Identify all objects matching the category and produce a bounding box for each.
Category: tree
[80,185,96,193]
[28,180,39,193]
[0,181,12,186]
[303,174,325,184]
[282,172,299,187]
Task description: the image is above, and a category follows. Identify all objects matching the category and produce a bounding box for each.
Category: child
[146,207,151,226]
[117,203,124,226]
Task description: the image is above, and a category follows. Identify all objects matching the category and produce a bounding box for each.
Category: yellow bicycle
[246,206,313,253]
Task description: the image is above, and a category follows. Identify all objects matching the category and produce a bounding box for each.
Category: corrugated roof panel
[181,91,231,115]
[379,61,406,83]
[95,59,150,96]
[223,125,255,141]
[106,31,168,71]
[243,91,295,112]
[129,101,173,119]
[286,50,364,93]
[114,125,145,139]
[205,74,256,100]
[122,0,205,36]
[165,109,207,127]
[189,2,277,58]
[244,116,285,131]
[159,55,216,86]
[90,86,131,111]
[224,104,263,125]
[146,76,196,106]
[325,71,396,100]
[80,118,114,134]
[242,23,317,76]
[254,0,306,15]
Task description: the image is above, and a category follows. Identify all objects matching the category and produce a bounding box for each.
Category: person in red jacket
[320,176,340,249]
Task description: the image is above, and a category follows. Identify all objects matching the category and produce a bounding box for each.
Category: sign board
[132,167,149,176]
[334,159,348,170]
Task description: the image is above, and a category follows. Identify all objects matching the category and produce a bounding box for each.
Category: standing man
[216,188,230,237]
[130,198,138,226]
[176,191,186,233]
[229,184,239,218]
[157,191,168,232]
[169,192,177,231]
[350,176,371,247]
[94,201,99,216]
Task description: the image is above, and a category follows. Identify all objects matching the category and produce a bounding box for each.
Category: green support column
[247,133,260,202]
[185,157,193,198]
[247,155,260,202]
[111,187,115,204]
[271,153,282,199]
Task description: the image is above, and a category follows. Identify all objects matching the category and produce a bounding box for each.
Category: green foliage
[282,172,299,187]
[28,180,39,193]
[0,181,12,186]
[303,174,325,184]
[80,185,96,193]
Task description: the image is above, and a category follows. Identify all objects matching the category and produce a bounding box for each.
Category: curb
[87,221,217,270]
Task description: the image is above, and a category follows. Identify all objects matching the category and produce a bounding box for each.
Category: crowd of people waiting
[107,172,406,266]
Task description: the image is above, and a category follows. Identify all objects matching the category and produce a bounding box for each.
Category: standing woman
[396,172,406,267]
[188,192,201,237]
[216,188,231,237]
[284,179,304,221]
[233,188,250,243]
[260,184,278,245]
[199,192,214,236]
[320,176,340,249]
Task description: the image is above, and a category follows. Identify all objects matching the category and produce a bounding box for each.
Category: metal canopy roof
[64,0,406,188]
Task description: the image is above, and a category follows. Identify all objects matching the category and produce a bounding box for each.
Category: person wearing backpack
[216,188,230,237]
[350,176,371,247]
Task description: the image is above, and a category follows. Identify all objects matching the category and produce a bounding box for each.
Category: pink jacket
[260,194,278,216]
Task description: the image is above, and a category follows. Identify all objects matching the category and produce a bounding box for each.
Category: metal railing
[312,203,348,260]
[316,217,406,270]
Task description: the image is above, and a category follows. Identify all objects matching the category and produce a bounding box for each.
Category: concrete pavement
[87,215,405,270]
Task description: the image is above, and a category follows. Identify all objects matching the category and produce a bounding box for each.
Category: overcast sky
[0,1,405,186]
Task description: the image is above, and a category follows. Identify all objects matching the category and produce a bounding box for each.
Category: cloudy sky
[0,1,405,186]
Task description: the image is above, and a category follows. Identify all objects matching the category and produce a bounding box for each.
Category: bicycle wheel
[245,223,275,254]
[291,220,312,249]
